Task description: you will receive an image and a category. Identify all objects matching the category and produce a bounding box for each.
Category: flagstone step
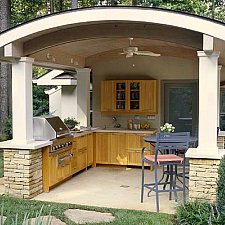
[64,209,115,224]
[26,215,66,225]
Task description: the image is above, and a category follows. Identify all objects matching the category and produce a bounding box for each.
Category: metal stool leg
[182,160,186,203]
[173,165,178,202]
[141,158,144,203]
[155,165,160,212]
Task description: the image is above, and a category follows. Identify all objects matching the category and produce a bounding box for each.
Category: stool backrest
[155,132,190,160]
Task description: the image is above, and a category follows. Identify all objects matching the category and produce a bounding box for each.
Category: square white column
[12,57,34,144]
[186,51,220,158]
[76,68,91,127]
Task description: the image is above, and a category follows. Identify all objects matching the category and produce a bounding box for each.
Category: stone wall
[189,159,220,202]
[4,148,42,198]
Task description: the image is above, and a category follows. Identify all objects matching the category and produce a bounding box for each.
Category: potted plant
[64,117,79,130]
[160,123,175,133]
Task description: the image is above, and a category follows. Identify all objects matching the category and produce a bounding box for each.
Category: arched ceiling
[1,7,225,68]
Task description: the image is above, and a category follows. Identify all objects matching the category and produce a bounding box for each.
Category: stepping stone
[26,215,66,225]
[64,209,115,224]
[0,216,7,224]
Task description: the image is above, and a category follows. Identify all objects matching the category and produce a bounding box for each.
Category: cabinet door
[101,80,114,112]
[77,148,87,171]
[140,80,158,114]
[96,133,110,164]
[76,135,87,149]
[71,141,78,174]
[87,133,93,166]
[128,80,141,112]
[110,133,127,165]
[126,133,153,166]
[114,80,127,111]
[49,155,58,187]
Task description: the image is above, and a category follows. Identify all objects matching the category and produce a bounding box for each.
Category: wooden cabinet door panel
[76,135,87,149]
[87,133,93,166]
[77,148,87,171]
[140,80,157,114]
[110,133,127,165]
[96,133,110,164]
[101,80,114,111]
[49,155,58,187]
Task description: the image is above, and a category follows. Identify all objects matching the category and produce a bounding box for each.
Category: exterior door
[164,82,198,136]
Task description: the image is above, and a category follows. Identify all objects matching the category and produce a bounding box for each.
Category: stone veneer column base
[189,159,220,202]
[4,148,42,199]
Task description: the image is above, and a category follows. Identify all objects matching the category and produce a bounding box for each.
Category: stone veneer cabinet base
[189,158,220,202]
[4,148,43,198]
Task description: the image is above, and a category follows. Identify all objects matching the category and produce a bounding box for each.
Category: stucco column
[12,57,34,144]
[198,51,219,154]
[76,68,91,127]
[218,65,222,127]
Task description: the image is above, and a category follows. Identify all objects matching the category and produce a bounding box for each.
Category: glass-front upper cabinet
[115,81,127,110]
[129,81,140,111]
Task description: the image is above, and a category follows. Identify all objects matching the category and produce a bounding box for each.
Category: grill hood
[33,116,70,141]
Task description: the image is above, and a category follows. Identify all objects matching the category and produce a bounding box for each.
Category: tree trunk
[0,0,11,134]
[71,0,78,9]
[59,0,63,11]
[50,0,54,13]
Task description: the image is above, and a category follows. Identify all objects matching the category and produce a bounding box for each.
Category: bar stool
[141,132,190,212]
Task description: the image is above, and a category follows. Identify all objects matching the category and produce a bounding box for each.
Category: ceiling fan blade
[135,51,161,57]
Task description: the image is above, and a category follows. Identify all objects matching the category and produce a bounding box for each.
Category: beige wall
[87,56,199,129]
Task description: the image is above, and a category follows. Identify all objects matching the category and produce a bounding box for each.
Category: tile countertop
[71,128,157,138]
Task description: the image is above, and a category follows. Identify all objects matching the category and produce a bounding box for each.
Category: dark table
[144,135,198,147]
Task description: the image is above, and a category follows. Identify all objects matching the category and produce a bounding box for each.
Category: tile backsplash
[93,112,159,130]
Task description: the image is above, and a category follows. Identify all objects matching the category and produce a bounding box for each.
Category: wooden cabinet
[77,148,87,171]
[42,147,72,192]
[96,133,111,164]
[71,141,78,174]
[87,133,94,166]
[140,80,157,114]
[110,133,127,165]
[76,135,88,171]
[126,133,154,166]
[101,80,114,112]
[101,80,157,114]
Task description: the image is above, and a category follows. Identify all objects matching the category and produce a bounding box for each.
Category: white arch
[0,7,225,48]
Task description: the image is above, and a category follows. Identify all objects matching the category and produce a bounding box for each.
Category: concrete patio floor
[34,166,186,214]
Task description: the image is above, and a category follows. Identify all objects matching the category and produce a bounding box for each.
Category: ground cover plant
[0,196,174,225]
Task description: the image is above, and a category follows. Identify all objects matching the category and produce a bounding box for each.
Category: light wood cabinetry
[101,80,114,112]
[42,147,72,192]
[87,133,94,166]
[110,133,127,165]
[76,135,88,171]
[140,80,157,114]
[101,80,157,114]
[71,141,78,174]
[126,133,154,166]
[96,133,111,164]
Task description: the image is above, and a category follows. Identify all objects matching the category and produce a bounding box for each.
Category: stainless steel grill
[33,116,70,141]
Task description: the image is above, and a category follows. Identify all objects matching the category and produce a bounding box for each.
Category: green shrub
[3,116,12,140]
[217,155,225,215]
[176,201,224,225]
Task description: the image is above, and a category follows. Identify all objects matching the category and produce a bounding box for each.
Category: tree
[0,0,11,134]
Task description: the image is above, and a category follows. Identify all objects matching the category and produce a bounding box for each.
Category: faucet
[112,116,121,128]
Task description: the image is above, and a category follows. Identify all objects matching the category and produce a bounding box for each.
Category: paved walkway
[34,166,185,214]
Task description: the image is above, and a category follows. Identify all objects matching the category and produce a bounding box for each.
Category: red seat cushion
[144,154,183,165]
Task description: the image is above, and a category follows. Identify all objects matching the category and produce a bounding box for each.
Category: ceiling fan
[120,38,161,58]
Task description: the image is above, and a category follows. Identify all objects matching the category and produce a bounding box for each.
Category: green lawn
[0,196,175,225]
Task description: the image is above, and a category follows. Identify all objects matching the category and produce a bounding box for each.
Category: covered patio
[0,7,225,207]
